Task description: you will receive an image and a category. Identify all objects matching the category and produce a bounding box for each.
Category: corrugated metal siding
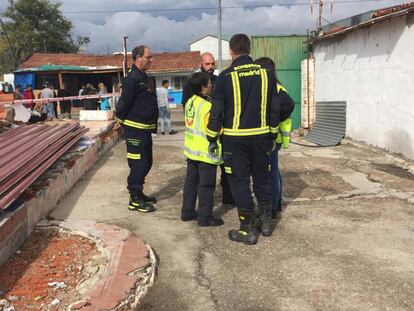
[251,35,307,129]
[305,101,347,146]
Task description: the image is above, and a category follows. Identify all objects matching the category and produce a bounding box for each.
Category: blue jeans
[158,106,171,132]
[43,102,56,119]
[270,144,282,212]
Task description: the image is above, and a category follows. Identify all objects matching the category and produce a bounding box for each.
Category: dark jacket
[181,72,217,110]
[83,87,98,110]
[207,55,280,139]
[116,64,158,132]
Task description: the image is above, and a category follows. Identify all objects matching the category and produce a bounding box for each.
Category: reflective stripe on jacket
[275,83,292,149]
[207,55,279,138]
[184,95,222,165]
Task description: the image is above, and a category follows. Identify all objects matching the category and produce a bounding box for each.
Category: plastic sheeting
[14,73,35,89]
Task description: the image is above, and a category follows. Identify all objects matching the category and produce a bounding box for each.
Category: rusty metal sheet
[0,122,87,210]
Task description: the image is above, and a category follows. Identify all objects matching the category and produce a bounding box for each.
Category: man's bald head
[200,52,215,75]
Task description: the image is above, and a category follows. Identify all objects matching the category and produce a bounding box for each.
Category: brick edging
[37,220,157,311]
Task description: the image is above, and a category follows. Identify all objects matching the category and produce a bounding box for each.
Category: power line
[58,0,399,14]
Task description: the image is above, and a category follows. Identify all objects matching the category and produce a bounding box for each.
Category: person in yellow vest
[255,57,295,220]
[181,72,224,227]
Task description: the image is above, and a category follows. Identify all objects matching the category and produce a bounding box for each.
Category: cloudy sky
[0,0,407,53]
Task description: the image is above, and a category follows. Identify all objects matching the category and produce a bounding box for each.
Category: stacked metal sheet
[305,101,347,146]
[0,122,87,211]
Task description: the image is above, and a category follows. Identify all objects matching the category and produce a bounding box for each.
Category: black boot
[129,193,156,213]
[228,213,260,245]
[139,191,157,204]
[259,203,273,237]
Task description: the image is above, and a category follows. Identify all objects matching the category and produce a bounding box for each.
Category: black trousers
[182,159,217,221]
[222,136,272,216]
[60,101,71,115]
[124,127,153,193]
[220,165,233,202]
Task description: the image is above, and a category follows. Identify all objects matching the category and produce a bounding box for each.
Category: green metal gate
[251,35,307,129]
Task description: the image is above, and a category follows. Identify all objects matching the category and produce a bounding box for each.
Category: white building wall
[314,15,414,159]
[190,36,231,61]
[301,58,315,128]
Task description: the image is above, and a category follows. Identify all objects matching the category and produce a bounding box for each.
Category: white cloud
[0,0,407,53]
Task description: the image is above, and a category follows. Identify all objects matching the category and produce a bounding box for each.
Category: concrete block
[0,205,28,267]
[79,110,114,121]
[0,205,27,241]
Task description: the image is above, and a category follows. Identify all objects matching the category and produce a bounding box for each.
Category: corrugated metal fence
[305,101,347,146]
[251,35,307,129]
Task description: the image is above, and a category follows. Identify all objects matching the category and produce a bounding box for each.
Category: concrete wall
[301,58,315,128]
[190,36,231,61]
[314,14,414,159]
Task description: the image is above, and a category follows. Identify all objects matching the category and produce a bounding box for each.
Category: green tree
[0,0,86,74]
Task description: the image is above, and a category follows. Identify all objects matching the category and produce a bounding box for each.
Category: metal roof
[17,51,201,75]
[316,1,414,41]
[0,122,87,211]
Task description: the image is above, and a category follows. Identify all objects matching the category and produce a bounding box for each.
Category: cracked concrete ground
[51,111,414,311]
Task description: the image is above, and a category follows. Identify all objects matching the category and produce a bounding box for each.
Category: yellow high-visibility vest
[275,83,292,149]
[184,95,222,165]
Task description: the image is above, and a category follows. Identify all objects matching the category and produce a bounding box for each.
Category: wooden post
[58,72,63,89]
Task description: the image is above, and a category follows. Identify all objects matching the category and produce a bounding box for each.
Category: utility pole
[218,0,222,72]
[318,0,324,32]
[306,29,311,130]
[123,36,128,77]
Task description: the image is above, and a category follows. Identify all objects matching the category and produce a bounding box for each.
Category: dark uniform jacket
[207,55,280,139]
[116,64,158,132]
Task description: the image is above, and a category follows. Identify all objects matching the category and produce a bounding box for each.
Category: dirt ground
[50,110,414,311]
[0,229,99,310]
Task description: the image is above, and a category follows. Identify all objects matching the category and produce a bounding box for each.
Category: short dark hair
[230,34,250,55]
[162,80,169,86]
[188,72,210,96]
[255,57,280,84]
[132,45,147,61]
[255,57,275,72]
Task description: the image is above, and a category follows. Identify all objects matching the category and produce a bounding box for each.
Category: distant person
[40,82,56,120]
[83,83,98,110]
[79,84,86,96]
[156,80,177,135]
[98,82,110,110]
[14,85,23,100]
[73,84,86,107]
[23,85,35,109]
[58,83,72,118]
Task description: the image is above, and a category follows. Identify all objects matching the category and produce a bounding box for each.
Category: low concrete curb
[38,220,157,311]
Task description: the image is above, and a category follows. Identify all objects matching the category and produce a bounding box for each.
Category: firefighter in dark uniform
[115,45,158,212]
[207,34,281,245]
[182,52,235,206]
